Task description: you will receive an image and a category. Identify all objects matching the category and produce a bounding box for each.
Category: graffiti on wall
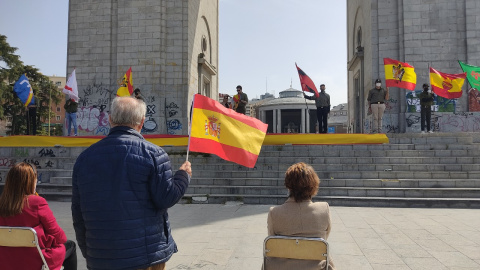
[165,100,183,135]
[141,96,158,133]
[406,90,456,113]
[364,114,399,134]
[385,97,399,112]
[78,106,110,135]
[81,83,111,108]
[406,112,480,132]
[77,82,113,135]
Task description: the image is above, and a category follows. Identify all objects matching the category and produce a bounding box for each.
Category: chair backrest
[263,236,329,269]
[0,226,50,270]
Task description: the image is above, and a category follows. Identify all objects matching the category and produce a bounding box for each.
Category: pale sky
[0,0,347,105]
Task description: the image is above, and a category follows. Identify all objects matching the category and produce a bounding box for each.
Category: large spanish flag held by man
[116,67,133,97]
[429,67,466,99]
[188,94,268,168]
[295,63,319,97]
[384,58,416,90]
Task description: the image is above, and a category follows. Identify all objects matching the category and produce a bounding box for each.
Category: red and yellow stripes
[384,58,416,91]
[429,67,466,99]
[116,67,133,97]
[189,94,268,168]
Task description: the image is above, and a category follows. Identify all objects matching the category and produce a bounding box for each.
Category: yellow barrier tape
[0,133,388,147]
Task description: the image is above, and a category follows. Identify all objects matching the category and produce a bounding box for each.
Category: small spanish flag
[429,67,466,99]
[384,58,416,91]
[116,67,133,97]
[188,94,268,168]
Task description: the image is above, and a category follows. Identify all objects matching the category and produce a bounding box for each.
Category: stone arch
[352,6,364,55]
[201,16,213,63]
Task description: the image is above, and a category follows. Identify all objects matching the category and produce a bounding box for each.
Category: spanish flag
[116,67,133,97]
[188,94,268,168]
[429,67,466,99]
[384,58,416,90]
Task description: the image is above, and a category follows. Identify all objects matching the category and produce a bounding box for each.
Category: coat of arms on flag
[116,67,133,97]
[188,94,268,168]
[429,67,466,99]
[384,58,416,90]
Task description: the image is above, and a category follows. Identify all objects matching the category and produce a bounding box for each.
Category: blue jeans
[66,112,77,136]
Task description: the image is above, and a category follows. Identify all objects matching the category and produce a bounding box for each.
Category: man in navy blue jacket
[72,97,192,270]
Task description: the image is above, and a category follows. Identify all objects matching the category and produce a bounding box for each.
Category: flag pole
[185,94,196,162]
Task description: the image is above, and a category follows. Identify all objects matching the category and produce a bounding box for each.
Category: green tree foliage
[0,34,62,135]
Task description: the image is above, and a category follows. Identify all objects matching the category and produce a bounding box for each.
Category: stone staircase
[1,133,479,208]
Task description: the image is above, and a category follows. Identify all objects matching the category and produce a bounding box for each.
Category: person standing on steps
[419,83,435,134]
[367,79,389,133]
[304,84,331,133]
[64,98,78,136]
[233,85,248,114]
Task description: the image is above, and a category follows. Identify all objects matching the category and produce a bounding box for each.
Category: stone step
[34,183,480,199]
[170,157,480,168]
[188,170,480,179]
[48,176,480,188]
[185,185,480,198]
[190,178,480,188]
[182,194,480,208]
[188,164,480,172]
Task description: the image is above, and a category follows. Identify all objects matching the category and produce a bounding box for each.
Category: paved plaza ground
[50,201,480,270]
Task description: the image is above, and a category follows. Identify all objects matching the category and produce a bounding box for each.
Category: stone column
[301,108,306,133]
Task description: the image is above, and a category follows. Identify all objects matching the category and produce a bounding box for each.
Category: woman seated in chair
[0,162,77,270]
[266,162,336,270]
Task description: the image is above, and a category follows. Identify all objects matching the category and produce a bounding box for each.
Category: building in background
[255,86,348,134]
[43,76,66,136]
[329,103,348,133]
[68,0,218,135]
[347,0,480,133]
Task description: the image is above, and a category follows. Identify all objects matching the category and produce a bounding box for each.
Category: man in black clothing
[26,104,37,135]
[419,83,435,133]
[304,84,330,133]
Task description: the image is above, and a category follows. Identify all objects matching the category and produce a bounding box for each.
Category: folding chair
[0,226,51,270]
[263,235,329,270]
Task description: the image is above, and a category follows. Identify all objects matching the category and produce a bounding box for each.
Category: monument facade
[67,0,218,135]
[347,0,480,133]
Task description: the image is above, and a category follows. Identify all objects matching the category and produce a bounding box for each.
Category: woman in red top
[0,162,77,270]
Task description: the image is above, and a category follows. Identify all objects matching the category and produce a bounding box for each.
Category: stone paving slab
[49,202,480,270]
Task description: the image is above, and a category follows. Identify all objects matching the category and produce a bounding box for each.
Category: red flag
[188,94,268,168]
[295,63,319,97]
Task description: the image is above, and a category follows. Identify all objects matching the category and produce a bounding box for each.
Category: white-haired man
[72,97,191,270]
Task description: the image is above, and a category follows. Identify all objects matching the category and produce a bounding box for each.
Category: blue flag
[13,74,35,106]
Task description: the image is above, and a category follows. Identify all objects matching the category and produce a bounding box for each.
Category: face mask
[376,83,381,87]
